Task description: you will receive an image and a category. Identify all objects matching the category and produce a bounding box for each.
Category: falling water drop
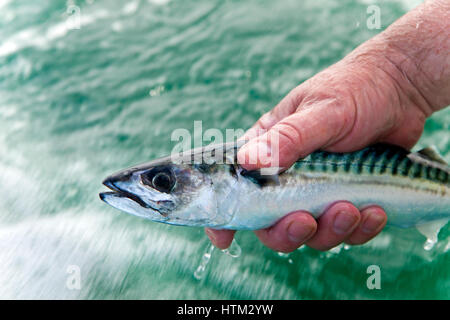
[221,238,241,258]
[328,244,343,255]
[277,252,294,263]
[277,252,290,258]
[444,239,450,252]
[416,219,448,251]
[423,238,436,251]
[194,242,215,280]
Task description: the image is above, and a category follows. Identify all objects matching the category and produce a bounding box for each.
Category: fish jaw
[99,191,169,222]
[99,172,174,222]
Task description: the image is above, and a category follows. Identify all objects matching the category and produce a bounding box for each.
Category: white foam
[0,0,11,9]
[0,10,109,57]
[148,0,171,6]
[0,212,202,298]
[123,0,140,15]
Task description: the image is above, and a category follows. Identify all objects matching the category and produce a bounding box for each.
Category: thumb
[237,102,355,170]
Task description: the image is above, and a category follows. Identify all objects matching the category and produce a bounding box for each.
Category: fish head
[99,154,234,228]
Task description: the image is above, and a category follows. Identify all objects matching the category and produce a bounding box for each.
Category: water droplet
[221,238,241,258]
[277,252,290,258]
[194,242,215,280]
[288,259,293,264]
[149,85,165,97]
[444,239,450,252]
[423,238,436,251]
[328,244,343,254]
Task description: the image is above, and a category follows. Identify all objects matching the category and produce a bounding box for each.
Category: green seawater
[0,0,449,299]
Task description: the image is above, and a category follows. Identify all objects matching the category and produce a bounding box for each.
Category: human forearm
[348,0,450,116]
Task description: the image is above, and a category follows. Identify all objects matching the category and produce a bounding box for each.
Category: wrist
[367,38,437,117]
[376,0,450,114]
[341,38,434,118]
[344,0,449,117]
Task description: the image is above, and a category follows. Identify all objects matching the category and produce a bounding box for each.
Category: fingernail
[287,221,315,243]
[333,211,358,235]
[238,140,272,167]
[362,210,386,234]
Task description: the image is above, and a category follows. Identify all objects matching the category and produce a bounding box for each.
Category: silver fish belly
[100,142,450,231]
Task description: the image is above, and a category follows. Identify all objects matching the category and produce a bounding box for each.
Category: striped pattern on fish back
[293,144,449,185]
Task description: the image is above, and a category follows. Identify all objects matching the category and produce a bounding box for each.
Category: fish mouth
[100,178,150,209]
[99,176,173,217]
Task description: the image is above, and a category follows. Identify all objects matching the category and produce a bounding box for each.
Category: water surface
[0,0,448,299]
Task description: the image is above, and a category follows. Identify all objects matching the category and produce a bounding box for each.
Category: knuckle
[257,112,276,131]
[274,121,304,148]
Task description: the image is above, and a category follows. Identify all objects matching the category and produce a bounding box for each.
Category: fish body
[100,142,450,230]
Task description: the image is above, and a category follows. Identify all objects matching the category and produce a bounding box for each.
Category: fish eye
[152,172,172,193]
[141,167,175,193]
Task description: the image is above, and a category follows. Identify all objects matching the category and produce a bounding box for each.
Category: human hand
[206,0,450,252]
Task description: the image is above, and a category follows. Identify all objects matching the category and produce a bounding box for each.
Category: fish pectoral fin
[240,168,280,187]
[415,146,448,165]
[416,218,449,250]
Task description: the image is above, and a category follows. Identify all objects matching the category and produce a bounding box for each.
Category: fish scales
[293,145,448,185]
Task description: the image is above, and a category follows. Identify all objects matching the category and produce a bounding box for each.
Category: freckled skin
[206,0,450,252]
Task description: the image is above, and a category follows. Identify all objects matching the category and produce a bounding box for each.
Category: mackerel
[99,142,450,235]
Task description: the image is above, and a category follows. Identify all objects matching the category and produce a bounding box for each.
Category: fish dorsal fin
[407,146,449,173]
[417,146,447,165]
